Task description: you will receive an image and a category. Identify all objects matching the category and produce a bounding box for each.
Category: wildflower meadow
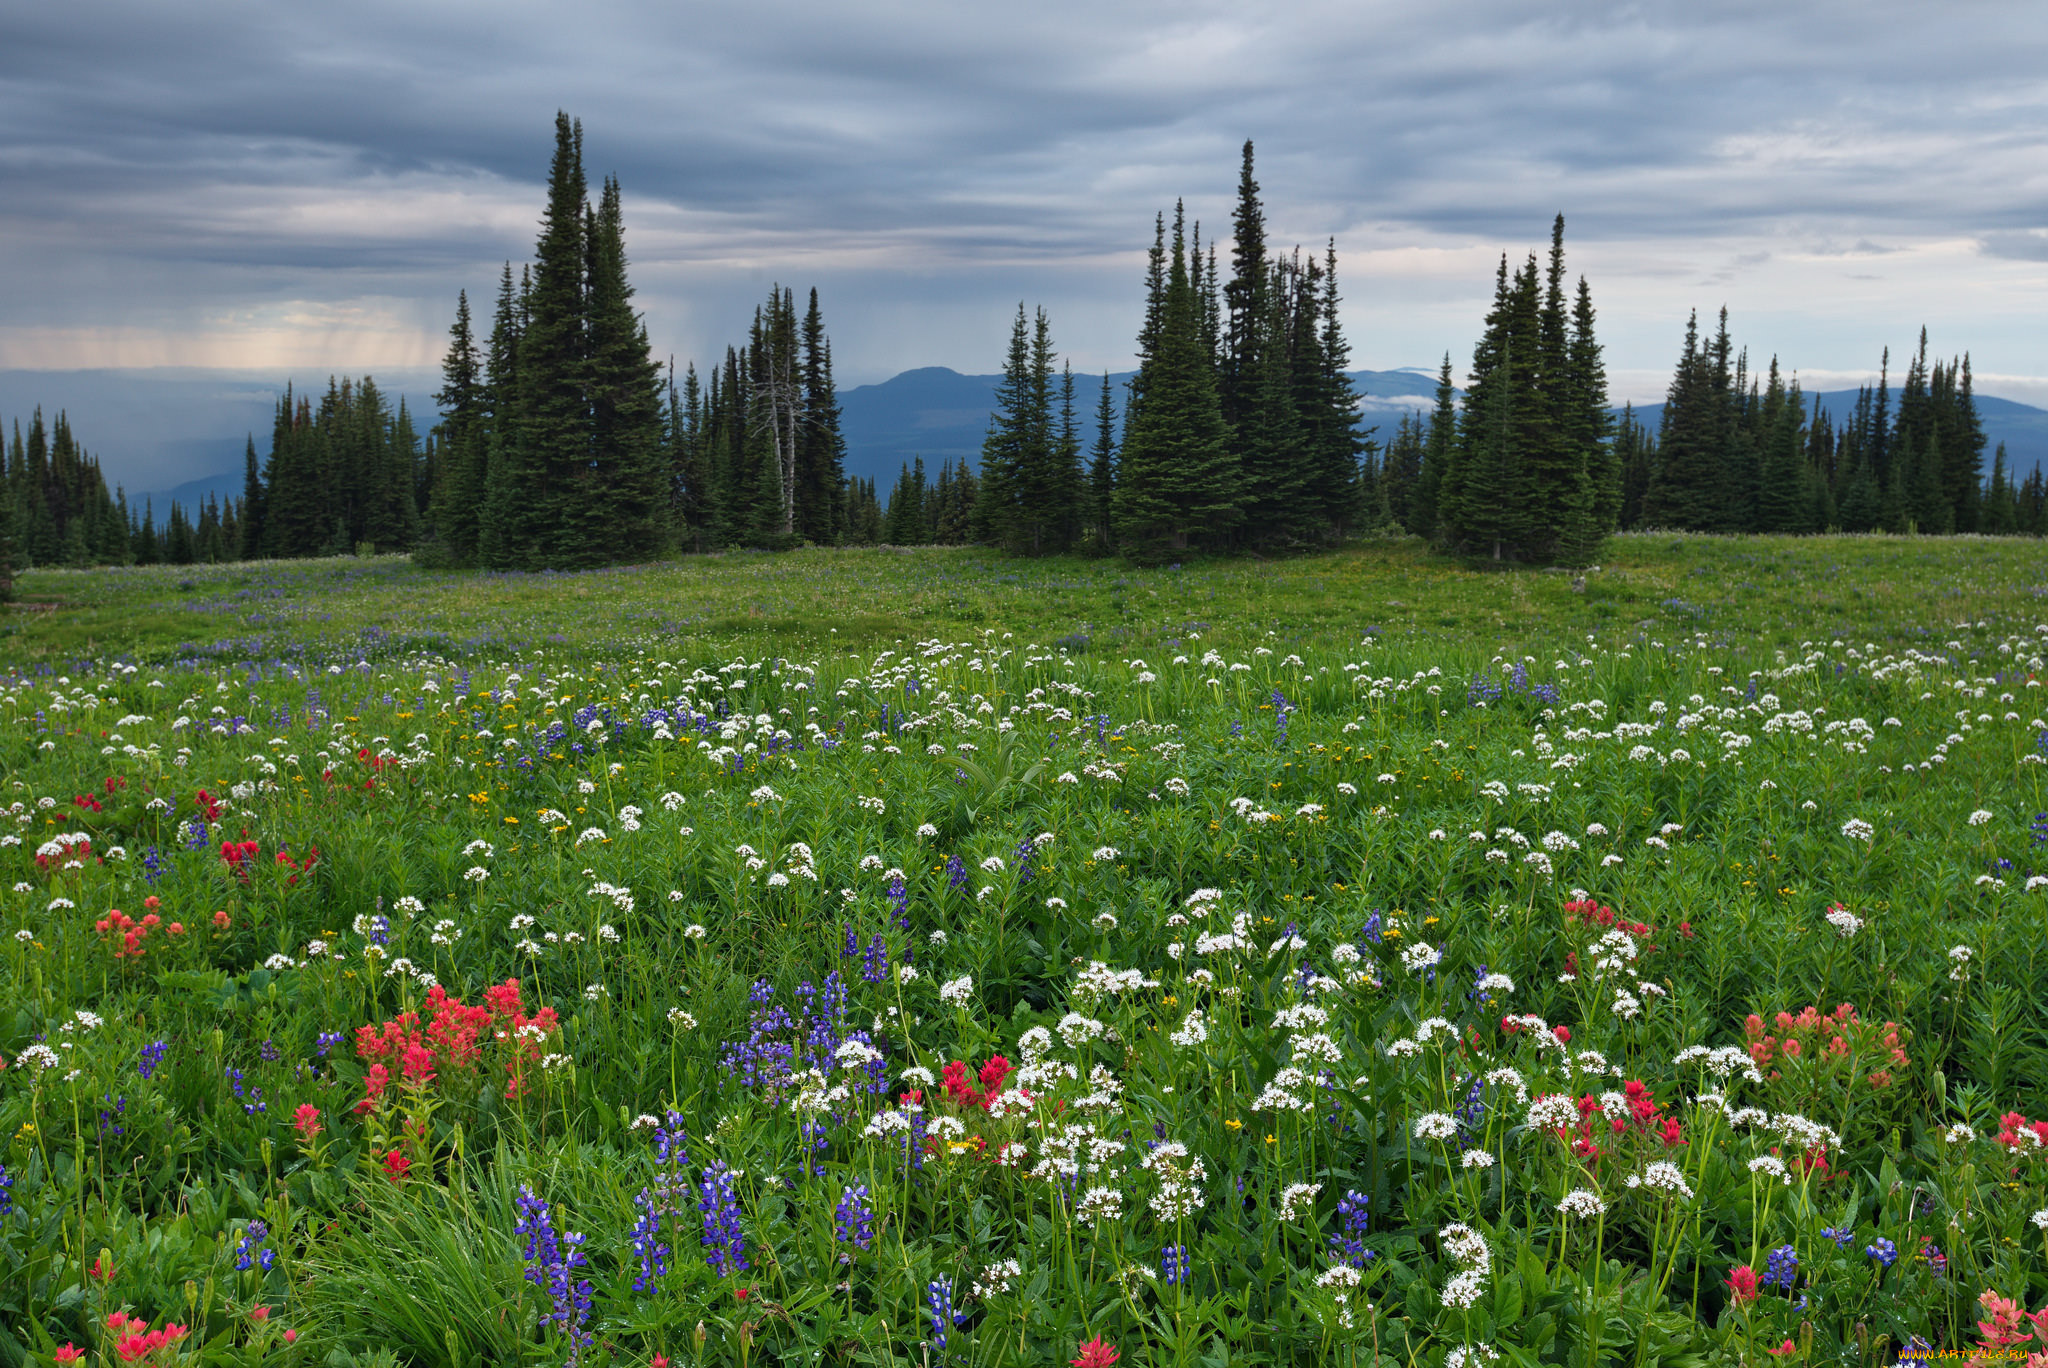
[2,534,2047,1368]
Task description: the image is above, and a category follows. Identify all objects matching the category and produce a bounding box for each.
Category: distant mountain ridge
[837,367,2048,493]
[838,366,1447,487]
[76,364,2048,512]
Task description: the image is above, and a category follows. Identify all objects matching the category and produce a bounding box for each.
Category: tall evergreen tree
[797,290,848,544]
[430,289,488,563]
[237,435,266,559]
[1410,355,1459,541]
[581,175,669,561]
[489,112,588,569]
[1088,372,1118,552]
[1113,205,1239,559]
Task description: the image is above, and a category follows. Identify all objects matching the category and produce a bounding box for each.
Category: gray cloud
[2,0,2046,486]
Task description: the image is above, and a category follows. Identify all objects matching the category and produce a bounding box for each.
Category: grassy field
[1,533,2045,1368]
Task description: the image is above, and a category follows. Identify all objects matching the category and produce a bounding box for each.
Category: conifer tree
[0,451,14,603]
[1088,372,1117,552]
[1410,356,1458,541]
[476,264,526,567]
[1984,443,2018,534]
[582,176,669,561]
[430,289,488,563]
[1113,205,1239,559]
[977,306,1031,550]
[797,289,848,544]
[491,112,588,569]
[237,436,266,560]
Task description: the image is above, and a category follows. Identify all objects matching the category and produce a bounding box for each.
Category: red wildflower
[1071,1336,1120,1368]
[293,1103,322,1139]
[941,1059,983,1108]
[250,1305,271,1322]
[1725,1265,1760,1304]
[213,909,231,929]
[88,1256,114,1281]
[734,1287,751,1302]
[355,1062,390,1113]
[1979,1290,2030,1347]
[1766,1340,1797,1357]
[382,1149,411,1182]
[53,1345,85,1364]
[401,1041,437,1087]
[1552,1025,1571,1044]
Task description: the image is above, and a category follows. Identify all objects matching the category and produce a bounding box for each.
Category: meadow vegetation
[1,533,2046,1368]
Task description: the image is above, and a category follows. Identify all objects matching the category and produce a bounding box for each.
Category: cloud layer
[2,1,2043,435]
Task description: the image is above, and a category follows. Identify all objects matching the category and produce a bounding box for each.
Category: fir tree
[430,289,488,563]
[797,289,848,544]
[1088,372,1118,552]
[237,436,266,560]
[582,176,669,562]
[1410,355,1458,541]
[1113,204,1239,560]
[495,112,589,569]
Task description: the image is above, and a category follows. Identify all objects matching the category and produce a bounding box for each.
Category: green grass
[0,532,2045,1368]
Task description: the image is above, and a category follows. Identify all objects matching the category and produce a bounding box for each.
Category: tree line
[6,123,2047,599]
[1376,312,2044,545]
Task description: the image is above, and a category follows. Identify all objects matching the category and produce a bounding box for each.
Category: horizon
[13,360,2046,507]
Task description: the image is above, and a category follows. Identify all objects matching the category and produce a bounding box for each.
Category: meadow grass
[1,533,2045,1368]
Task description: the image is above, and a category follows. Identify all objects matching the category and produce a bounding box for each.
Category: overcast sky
[3,0,2045,449]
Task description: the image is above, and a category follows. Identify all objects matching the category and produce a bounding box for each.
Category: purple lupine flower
[233,1220,275,1273]
[1328,1190,1375,1268]
[1765,1245,1797,1289]
[630,1188,669,1291]
[862,934,890,984]
[138,1039,169,1080]
[515,1185,594,1361]
[925,1274,965,1354]
[887,875,911,931]
[835,1182,875,1254]
[698,1162,749,1276]
[1161,1243,1189,1286]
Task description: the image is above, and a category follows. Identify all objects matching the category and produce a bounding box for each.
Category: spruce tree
[797,291,848,544]
[1984,443,2018,534]
[1112,205,1239,560]
[430,289,487,563]
[477,264,527,567]
[582,175,669,562]
[0,453,14,602]
[237,436,265,560]
[977,305,1032,550]
[1568,274,1619,539]
[1088,372,1118,552]
[1410,355,1458,541]
[1754,361,1806,533]
[499,112,589,568]
[1642,311,1717,529]
[1306,244,1366,538]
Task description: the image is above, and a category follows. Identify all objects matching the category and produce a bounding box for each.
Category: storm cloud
[3,0,2045,486]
